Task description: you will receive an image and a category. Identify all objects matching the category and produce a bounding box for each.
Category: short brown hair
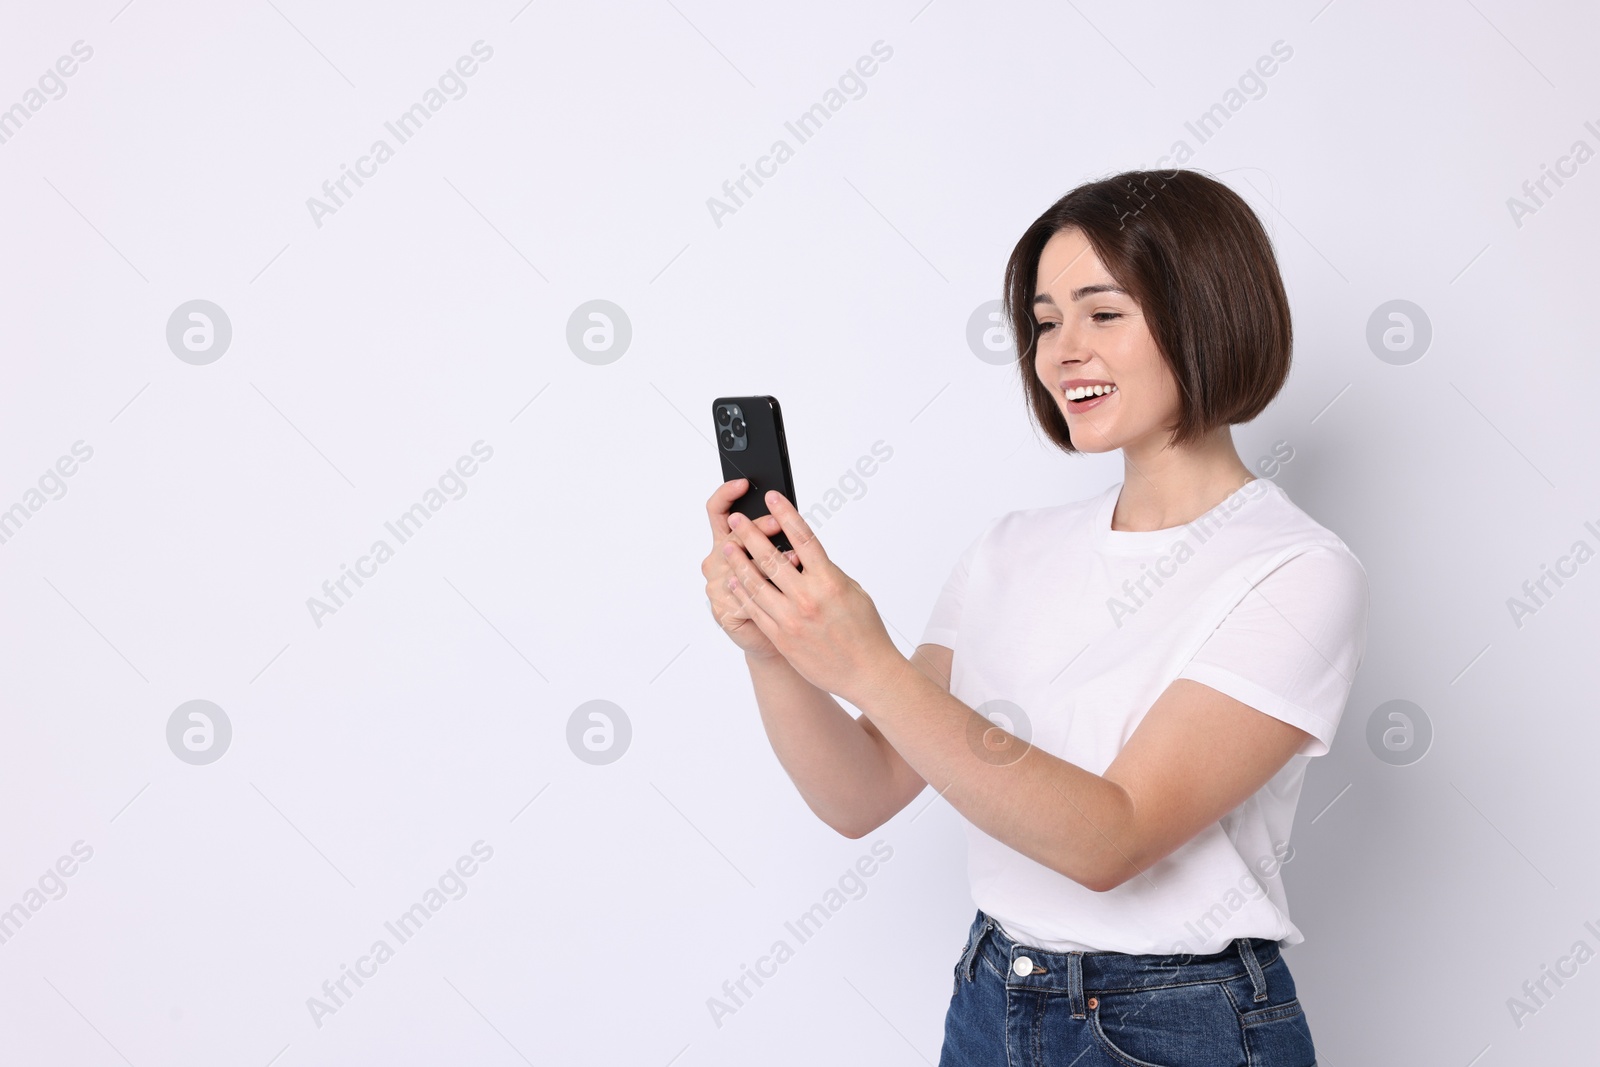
[1003,168,1292,453]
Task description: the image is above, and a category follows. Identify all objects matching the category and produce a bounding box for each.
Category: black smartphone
[713,395,799,562]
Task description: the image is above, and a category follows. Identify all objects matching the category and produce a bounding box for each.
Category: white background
[1,1,1597,1064]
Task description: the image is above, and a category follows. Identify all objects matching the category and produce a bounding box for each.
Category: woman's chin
[1063,415,1119,452]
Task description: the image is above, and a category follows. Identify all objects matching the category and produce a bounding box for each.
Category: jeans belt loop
[1068,951,1086,1018]
[1236,936,1270,1003]
[962,916,993,982]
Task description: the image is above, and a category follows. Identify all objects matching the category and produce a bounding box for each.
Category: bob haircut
[1003,168,1292,453]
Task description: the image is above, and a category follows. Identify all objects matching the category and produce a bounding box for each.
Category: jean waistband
[959,909,1280,1010]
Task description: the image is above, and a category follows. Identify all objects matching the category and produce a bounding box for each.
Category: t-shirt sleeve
[1174,544,1370,758]
[918,520,996,650]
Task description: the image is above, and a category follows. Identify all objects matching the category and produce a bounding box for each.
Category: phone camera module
[716,401,748,452]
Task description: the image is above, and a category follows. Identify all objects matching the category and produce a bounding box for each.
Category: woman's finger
[722,539,781,626]
[760,490,828,572]
[725,514,801,596]
[706,478,749,539]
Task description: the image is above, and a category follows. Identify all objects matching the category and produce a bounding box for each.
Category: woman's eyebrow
[1033,284,1128,307]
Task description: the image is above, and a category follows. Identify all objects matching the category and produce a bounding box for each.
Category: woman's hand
[718,488,905,704]
[702,478,799,661]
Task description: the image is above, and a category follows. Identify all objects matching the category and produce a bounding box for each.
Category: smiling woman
[702,168,1365,1067]
[921,169,1362,1066]
[1006,169,1292,459]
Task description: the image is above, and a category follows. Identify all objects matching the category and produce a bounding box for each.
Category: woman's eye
[1092,312,1121,322]
[1037,321,1059,333]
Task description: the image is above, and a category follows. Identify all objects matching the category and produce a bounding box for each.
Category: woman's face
[1031,227,1180,455]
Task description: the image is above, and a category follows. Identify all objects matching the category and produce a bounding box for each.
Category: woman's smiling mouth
[1062,381,1117,412]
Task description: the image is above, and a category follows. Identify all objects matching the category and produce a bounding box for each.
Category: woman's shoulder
[1252,480,1366,565]
[1246,482,1369,599]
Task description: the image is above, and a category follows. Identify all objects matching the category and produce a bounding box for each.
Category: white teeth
[1065,384,1117,401]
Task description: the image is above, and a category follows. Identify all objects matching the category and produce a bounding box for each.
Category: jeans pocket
[1090,982,1241,1067]
[1226,956,1317,1067]
[1235,996,1316,1066]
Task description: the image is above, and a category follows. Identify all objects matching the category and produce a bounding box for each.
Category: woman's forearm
[844,654,1138,891]
[742,650,905,838]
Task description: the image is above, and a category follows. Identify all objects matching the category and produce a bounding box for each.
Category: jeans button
[1013,956,1033,976]
[1087,996,1099,1009]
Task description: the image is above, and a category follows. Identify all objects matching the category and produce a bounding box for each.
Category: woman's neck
[1112,430,1258,532]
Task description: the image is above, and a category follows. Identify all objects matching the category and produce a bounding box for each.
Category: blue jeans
[940,909,1317,1066]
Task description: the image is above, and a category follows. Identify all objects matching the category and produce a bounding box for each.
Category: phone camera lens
[719,428,735,449]
[730,417,745,435]
[716,406,732,425]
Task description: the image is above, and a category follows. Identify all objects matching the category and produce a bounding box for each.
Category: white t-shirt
[919,476,1369,955]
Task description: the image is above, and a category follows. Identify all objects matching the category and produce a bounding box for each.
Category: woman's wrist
[744,646,790,669]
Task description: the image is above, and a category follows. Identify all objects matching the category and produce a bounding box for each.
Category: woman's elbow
[1088,870,1127,893]
[1074,846,1154,893]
